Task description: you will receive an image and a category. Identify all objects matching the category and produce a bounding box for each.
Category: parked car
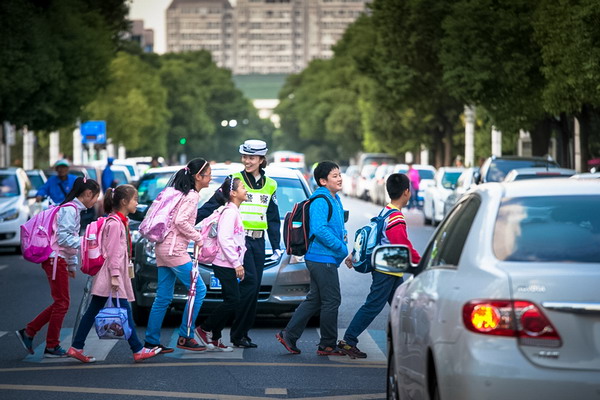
[25,169,48,215]
[476,155,559,184]
[113,159,141,183]
[356,164,378,200]
[503,167,576,182]
[422,167,464,225]
[341,165,360,197]
[129,164,312,325]
[369,164,395,205]
[571,172,600,180]
[0,168,36,251]
[386,178,600,400]
[443,167,479,218]
[379,163,409,206]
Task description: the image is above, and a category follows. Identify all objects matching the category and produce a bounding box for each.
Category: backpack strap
[374,208,398,246]
[307,194,334,247]
[50,202,78,280]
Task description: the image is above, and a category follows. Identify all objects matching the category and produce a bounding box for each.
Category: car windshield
[493,195,600,263]
[487,159,558,182]
[137,171,309,219]
[114,171,128,185]
[441,172,462,189]
[418,169,434,180]
[0,174,19,197]
[27,174,45,190]
[85,168,97,180]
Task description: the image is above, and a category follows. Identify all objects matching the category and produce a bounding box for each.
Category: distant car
[386,178,600,400]
[477,155,559,184]
[369,164,395,205]
[110,164,133,186]
[356,164,378,200]
[412,164,436,208]
[443,167,479,218]
[422,167,464,225]
[379,163,409,206]
[570,172,600,180]
[0,168,36,251]
[25,169,48,216]
[341,165,359,197]
[503,167,576,182]
[129,164,312,325]
[113,159,141,183]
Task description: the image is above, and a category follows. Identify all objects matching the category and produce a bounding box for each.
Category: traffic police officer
[197,140,281,348]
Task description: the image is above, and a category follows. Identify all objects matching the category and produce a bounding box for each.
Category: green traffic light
[179,138,187,145]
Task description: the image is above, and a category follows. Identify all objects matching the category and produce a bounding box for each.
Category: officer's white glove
[269,249,284,261]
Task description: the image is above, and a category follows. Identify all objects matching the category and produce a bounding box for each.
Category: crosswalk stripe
[0,331,7,338]
[24,328,120,364]
[165,328,244,360]
[0,264,8,271]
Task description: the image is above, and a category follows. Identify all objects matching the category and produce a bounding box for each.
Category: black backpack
[283,194,332,256]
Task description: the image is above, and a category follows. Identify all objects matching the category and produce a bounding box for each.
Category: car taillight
[463,300,562,347]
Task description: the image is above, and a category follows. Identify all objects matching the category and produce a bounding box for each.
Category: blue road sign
[81,120,106,144]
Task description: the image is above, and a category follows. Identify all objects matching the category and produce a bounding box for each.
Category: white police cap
[239,139,268,156]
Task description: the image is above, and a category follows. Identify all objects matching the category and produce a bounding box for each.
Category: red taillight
[463,300,562,347]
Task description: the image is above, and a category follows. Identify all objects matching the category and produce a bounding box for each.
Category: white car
[443,167,479,218]
[422,167,463,225]
[503,167,576,182]
[412,164,436,208]
[369,164,395,205]
[386,178,600,400]
[0,168,37,251]
[341,165,359,197]
[356,164,378,200]
[380,163,409,206]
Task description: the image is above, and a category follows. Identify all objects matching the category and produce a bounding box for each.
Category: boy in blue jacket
[277,161,349,356]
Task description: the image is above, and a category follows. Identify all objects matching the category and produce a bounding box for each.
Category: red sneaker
[134,346,161,362]
[195,327,214,349]
[67,347,96,363]
[210,339,233,352]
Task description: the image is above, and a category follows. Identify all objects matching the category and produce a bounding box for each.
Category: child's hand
[235,266,245,280]
[111,276,120,292]
[68,270,76,278]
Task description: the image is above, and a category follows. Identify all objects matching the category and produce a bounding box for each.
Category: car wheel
[132,302,150,326]
[387,341,400,400]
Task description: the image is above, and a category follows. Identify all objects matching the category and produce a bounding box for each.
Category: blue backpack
[351,209,396,273]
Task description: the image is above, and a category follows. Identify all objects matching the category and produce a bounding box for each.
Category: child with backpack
[16,177,100,358]
[337,173,421,358]
[67,184,161,363]
[195,176,247,352]
[143,158,212,353]
[277,161,349,356]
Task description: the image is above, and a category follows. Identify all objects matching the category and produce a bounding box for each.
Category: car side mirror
[344,210,349,223]
[372,245,413,274]
[129,204,148,222]
[473,171,481,184]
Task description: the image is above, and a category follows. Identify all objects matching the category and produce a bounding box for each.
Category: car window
[28,174,45,190]
[493,195,600,263]
[486,159,559,182]
[86,168,97,180]
[441,172,462,189]
[137,172,175,204]
[0,174,20,197]
[113,170,128,185]
[422,195,481,269]
[417,169,434,180]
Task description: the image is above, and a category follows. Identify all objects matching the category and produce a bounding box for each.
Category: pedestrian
[16,177,101,357]
[407,163,420,210]
[276,161,348,356]
[196,140,282,348]
[338,173,421,358]
[143,158,212,353]
[195,176,247,352]
[102,157,116,193]
[67,185,162,363]
[35,159,78,205]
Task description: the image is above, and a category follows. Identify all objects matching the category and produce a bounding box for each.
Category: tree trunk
[529,118,552,157]
[576,104,594,172]
[554,113,573,168]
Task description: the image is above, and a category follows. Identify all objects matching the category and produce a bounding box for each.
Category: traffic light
[179,137,187,145]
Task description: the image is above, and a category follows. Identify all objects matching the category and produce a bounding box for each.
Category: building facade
[166,0,369,74]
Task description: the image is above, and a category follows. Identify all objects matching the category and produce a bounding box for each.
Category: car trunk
[502,262,600,371]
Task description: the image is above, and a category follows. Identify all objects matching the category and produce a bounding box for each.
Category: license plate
[209,272,222,290]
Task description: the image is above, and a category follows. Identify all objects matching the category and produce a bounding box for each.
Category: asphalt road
[0,195,434,400]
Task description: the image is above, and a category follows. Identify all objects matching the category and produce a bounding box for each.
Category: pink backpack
[80,215,120,276]
[197,206,226,264]
[139,187,184,243]
[21,203,77,264]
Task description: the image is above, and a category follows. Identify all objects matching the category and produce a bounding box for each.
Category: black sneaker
[144,342,174,354]
[276,330,301,354]
[15,329,34,354]
[44,345,68,358]
[176,337,206,352]
[337,340,367,359]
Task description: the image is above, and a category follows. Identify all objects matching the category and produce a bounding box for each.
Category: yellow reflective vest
[232,171,278,231]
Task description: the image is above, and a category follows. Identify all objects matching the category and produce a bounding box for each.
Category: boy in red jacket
[339,173,421,358]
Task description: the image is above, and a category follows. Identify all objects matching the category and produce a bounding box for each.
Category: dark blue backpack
[351,209,396,273]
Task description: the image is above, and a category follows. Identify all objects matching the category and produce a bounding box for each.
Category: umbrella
[186,245,200,337]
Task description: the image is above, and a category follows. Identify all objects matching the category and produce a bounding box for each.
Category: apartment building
[166,0,369,74]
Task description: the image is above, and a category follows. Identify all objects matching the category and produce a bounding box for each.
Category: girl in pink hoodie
[196,176,247,351]
[67,184,161,363]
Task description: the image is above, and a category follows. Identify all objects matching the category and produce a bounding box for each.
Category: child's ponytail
[61,177,100,205]
[104,185,137,214]
[214,176,242,206]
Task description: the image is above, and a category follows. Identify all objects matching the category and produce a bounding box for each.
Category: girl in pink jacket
[67,184,161,363]
[144,158,212,353]
[196,176,247,351]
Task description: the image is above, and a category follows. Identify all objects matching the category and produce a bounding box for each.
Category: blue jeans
[72,295,143,353]
[343,271,403,346]
[145,261,207,345]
